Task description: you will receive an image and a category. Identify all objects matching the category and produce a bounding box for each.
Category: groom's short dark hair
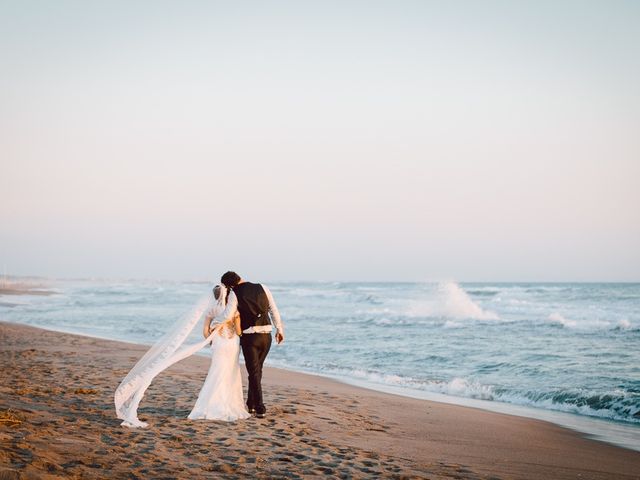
[221,271,241,289]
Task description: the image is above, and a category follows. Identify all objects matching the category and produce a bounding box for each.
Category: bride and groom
[114,271,284,427]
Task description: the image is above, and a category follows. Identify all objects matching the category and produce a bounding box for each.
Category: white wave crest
[547,313,634,331]
[407,281,498,320]
[438,281,499,320]
[617,319,632,330]
[313,366,496,401]
[443,320,464,329]
[547,312,578,328]
[438,377,495,400]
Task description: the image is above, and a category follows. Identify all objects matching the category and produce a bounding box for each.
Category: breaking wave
[406,281,499,320]
[293,364,640,424]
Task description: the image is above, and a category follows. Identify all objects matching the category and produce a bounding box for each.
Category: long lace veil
[114,284,227,427]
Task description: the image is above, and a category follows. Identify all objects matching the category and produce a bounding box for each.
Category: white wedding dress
[114,287,250,427]
[188,322,250,421]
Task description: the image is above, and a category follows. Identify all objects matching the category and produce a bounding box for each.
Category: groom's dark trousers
[240,333,272,413]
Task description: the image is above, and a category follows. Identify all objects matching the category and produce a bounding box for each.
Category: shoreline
[1,321,639,479]
[303,370,640,453]
[3,319,639,453]
[3,319,640,454]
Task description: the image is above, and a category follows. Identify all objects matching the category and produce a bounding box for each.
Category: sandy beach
[0,321,638,479]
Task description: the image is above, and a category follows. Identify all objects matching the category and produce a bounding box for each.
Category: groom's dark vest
[234,282,271,331]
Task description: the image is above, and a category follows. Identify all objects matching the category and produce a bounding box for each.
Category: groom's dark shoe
[248,408,256,416]
[255,407,267,419]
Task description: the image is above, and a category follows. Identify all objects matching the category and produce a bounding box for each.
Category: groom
[217,271,284,418]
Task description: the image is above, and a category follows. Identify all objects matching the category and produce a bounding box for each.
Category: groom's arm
[262,285,284,343]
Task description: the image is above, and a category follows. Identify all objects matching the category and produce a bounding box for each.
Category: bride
[114,284,251,427]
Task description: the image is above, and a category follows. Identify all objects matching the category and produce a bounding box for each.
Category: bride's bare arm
[202,304,218,338]
[234,314,242,336]
[203,316,213,338]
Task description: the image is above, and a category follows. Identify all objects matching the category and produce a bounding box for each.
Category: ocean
[2,279,639,450]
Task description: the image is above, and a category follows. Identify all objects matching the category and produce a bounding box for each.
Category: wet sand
[1,321,638,479]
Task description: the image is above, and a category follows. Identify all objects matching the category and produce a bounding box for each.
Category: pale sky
[1,1,639,282]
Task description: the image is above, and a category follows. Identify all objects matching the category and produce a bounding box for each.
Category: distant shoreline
[0,286,56,296]
[0,277,57,297]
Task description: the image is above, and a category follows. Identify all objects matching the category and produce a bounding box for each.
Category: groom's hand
[276,331,284,344]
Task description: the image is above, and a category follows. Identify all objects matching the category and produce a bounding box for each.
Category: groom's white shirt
[212,284,284,335]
